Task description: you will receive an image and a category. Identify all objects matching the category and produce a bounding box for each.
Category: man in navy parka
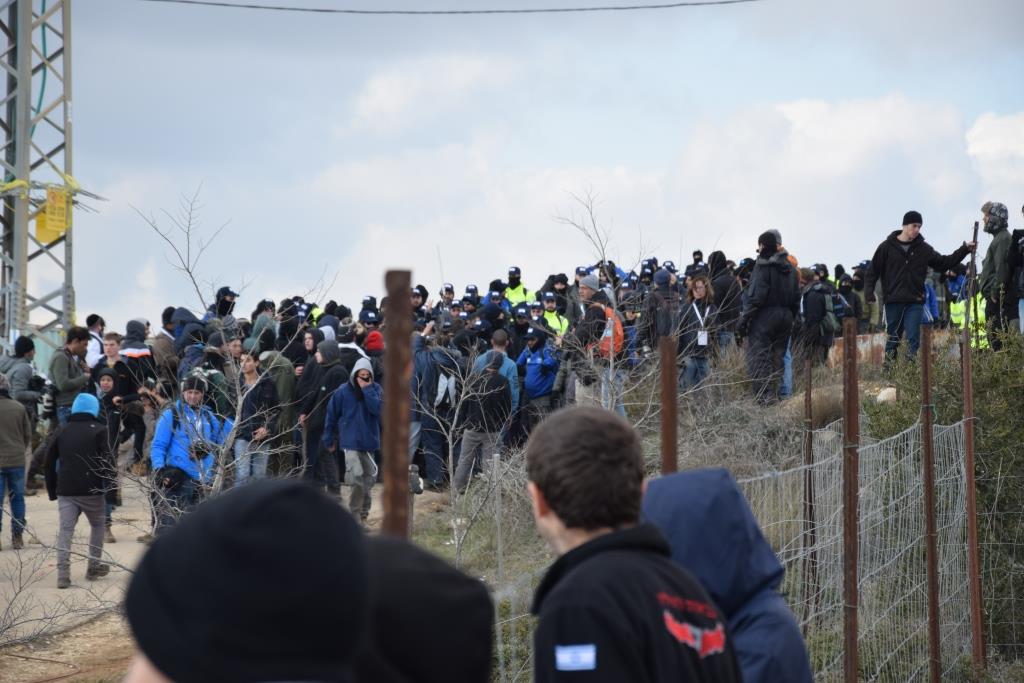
[642,468,814,683]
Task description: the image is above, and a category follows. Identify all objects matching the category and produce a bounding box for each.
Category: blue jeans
[156,478,197,536]
[678,357,710,392]
[884,302,924,361]
[57,406,72,425]
[718,330,736,352]
[409,417,446,484]
[780,338,793,399]
[234,438,269,485]
[0,467,26,536]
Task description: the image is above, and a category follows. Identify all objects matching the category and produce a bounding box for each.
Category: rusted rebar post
[842,316,860,683]
[920,324,941,683]
[659,336,677,475]
[801,358,818,635]
[961,222,986,678]
[382,270,412,538]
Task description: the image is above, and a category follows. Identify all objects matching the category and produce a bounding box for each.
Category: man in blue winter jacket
[150,375,231,535]
[515,327,559,434]
[323,358,382,524]
[642,468,813,683]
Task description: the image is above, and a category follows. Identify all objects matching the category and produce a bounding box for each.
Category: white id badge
[697,330,709,347]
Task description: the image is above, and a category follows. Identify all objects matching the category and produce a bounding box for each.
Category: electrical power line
[133,0,764,16]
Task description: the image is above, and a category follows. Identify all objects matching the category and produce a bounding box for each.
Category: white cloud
[966,112,1024,205]
[346,55,519,135]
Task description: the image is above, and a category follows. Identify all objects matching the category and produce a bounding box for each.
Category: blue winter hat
[653,269,672,286]
[71,393,100,418]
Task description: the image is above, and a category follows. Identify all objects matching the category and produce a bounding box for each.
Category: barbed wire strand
[132,0,765,16]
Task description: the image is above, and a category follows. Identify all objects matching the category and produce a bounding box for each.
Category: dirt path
[0,613,133,683]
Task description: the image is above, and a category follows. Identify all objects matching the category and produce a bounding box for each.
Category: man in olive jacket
[0,373,32,550]
[49,326,91,424]
[979,201,1016,348]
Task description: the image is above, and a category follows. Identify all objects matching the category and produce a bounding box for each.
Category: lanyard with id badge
[692,303,709,347]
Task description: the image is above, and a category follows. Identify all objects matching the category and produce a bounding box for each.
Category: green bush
[863,331,1024,662]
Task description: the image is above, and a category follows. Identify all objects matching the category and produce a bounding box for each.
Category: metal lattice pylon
[0,0,73,352]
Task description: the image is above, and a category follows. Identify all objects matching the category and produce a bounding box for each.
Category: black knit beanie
[126,480,368,683]
[353,536,493,683]
[902,210,923,226]
[14,336,34,357]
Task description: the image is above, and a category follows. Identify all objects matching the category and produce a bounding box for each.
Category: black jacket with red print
[531,523,742,682]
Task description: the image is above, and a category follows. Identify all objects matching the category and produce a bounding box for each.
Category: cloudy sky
[62,0,1024,329]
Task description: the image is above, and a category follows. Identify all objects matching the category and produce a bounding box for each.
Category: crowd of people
[0,203,1021,680]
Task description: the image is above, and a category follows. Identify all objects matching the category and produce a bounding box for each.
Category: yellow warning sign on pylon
[36,186,71,243]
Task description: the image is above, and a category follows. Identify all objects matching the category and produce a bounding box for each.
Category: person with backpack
[150,376,231,535]
[568,274,626,417]
[677,274,716,392]
[796,268,836,368]
[738,232,800,404]
[453,353,512,493]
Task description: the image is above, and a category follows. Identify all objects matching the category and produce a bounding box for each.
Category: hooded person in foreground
[123,479,369,683]
[642,468,813,683]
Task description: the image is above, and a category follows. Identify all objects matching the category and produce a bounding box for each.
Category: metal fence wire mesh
[737,420,972,682]
[487,419,979,682]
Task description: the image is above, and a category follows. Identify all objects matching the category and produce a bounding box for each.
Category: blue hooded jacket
[150,400,231,483]
[515,340,559,400]
[323,358,383,452]
[642,468,813,683]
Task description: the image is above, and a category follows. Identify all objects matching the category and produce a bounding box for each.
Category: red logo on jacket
[663,610,727,658]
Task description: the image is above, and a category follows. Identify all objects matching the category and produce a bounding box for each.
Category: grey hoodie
[350,358,374,387]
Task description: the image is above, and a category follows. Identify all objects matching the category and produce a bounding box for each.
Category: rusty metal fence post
[841,316,860,683]
[382,270,412,538]
[801,358,818,635]
[920,324,941,683]
[961,223,986,679]
[659,336,677,475]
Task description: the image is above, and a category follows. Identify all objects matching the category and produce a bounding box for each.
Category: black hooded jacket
[742,250,799,321]
[866,231,971,305]
[44,414,117,501]
[531,524,742,683]
[709,251,742,331]
[301,341,350,433]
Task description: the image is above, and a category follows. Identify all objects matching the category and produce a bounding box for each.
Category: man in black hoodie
[865,211,974,363]
[739,231,799,404]
[45,394,117,588]
[299,340,349,495]
[528,407,741,683]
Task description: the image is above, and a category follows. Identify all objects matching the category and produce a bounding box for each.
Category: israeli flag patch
[555,644,597,671]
